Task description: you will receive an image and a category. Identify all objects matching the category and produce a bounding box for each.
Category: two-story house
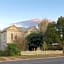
[0,25,37,50]
[0,25,25,50]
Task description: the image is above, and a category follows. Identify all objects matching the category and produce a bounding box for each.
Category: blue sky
[0,0,64,29]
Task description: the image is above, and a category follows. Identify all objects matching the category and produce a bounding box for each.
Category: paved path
[0,57,64,64]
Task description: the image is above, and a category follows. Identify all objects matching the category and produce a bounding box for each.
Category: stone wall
[21,50,63,55]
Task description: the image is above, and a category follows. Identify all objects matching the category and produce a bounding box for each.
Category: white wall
[21,50,63,55]
[7,31,23,43]
[0,32,7,50]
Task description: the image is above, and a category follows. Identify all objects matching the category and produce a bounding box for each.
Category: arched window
[11,33,13,40]
[15,35,17,40]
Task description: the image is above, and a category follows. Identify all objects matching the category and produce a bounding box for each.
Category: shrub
[47,45,62,50]
[0,43,21,56]
[7,43,21,56]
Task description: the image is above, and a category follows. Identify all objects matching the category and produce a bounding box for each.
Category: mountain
[13,19,41,29]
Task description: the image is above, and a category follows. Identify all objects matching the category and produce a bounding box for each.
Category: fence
[21,50,63,55]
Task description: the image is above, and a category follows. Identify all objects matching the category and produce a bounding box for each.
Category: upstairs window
[15,35,17,40]
[11,33,13,40]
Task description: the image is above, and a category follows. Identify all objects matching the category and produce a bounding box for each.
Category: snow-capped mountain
[13,19,41,28]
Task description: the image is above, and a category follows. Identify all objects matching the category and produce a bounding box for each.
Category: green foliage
[7,44,21,56]
[57,16,64,53]
[26,32,43,50]
[45,22,61,45]
[0,44,21,56]
[47,44,62,50]
[57,16,64,27]
[57,16,64,41]
[45,16,64,50]
[0,50,8,56]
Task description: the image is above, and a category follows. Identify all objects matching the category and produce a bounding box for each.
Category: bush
[0,50,8,56]
[47,45,62,50]
[7,44,21,56]
[0,44,21,56]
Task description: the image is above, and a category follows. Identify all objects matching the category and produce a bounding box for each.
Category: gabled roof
[1,25,28,33]
[25,26,38,34]
[1,25,38,33]
[1,25,17,32]
[18,27,28,32]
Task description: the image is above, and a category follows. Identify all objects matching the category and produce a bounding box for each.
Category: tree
[45,22,61,50]
[38,19,49,33]
[57,16,64,53]
[26,32,43,51]
[14,36,27,51]
[6,44,21,56]
[57,16,64,39]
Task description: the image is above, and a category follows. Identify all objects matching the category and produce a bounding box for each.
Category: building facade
[0,25,25,50]
[0,25,37,50]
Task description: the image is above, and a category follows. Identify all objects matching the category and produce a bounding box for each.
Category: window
[4,33,5,40]
[11,33,13,40]
[15,35,17,40]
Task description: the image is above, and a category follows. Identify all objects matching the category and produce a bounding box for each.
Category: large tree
[26,32,43,51]
[38,19,49,33]
[57,16,64,53]
[14,36,27,51]
[57,16,64,39]
[45,22,61,50]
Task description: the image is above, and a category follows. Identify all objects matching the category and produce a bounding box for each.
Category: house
[25,26,38,36]
[0,25,25,50]
[0,25,38,50]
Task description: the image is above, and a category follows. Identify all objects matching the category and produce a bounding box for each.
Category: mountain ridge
[13,19,41,28]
